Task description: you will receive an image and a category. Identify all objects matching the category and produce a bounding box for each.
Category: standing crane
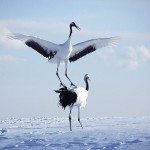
[55,74,90,131]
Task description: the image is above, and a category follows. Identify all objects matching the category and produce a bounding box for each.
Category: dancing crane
[8,22,116,86]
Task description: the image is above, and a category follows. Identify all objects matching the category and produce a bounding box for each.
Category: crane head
[84,74,91,81]
[70,22,81,30]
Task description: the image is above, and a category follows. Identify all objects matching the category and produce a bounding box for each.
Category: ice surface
[0,117,150,150]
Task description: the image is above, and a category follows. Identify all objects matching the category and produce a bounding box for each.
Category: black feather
[69,45,96,62]
[25,40,57,59]
[55,87,77,109]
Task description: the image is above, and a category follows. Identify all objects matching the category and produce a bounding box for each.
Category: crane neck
[69,25,72,38]
[85,78,89,91]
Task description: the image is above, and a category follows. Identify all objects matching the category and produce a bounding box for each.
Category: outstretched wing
[69,37,118,62]
[8,33,59,59]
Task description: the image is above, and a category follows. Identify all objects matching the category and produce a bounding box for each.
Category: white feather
[72,87,88,108]
[70,37,118,58]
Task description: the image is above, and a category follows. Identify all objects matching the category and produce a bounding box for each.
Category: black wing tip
[25,40,50,58]
[69,45,96,62]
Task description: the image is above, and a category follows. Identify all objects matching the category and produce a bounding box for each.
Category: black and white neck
[69,22,80,38]
[84,74,90,91]
[85,78,89,91]
[69,24,73,38]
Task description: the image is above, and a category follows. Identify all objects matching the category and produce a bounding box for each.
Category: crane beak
[75,25,81,30]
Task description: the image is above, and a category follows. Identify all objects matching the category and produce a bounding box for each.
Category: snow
[0,117,150,150]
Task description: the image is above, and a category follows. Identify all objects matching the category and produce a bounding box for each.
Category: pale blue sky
[0,0,150,119]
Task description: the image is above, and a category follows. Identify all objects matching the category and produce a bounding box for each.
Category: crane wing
[7,33,59,59]
[69,37,118,62]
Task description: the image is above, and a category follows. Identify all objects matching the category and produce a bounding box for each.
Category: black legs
[56,61,75,87]
[78,118,83,129]
[65,61,76,87]
[69,109,72,131]
[56,61,66,87]
[65,69,76,87]
[56,67,65,87]
[78,107,83,129]
[68,107,83,131]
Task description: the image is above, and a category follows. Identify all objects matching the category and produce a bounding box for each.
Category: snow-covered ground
[0,117,150,150]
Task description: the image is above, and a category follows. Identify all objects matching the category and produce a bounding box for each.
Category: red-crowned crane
[8,22,117,86]
[55,74,90,131]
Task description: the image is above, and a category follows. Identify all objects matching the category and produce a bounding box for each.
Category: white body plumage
[55,38,72,63]
[55,74,90,131]
[72,87,88,108]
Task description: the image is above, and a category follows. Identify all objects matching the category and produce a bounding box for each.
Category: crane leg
[78,107,83,129]
[56,62,65,87]
[65,61,76,87]
[69,109,72,131]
